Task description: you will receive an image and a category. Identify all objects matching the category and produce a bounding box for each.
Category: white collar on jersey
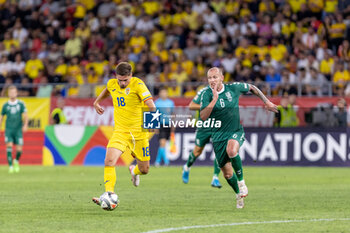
[217,84,225,94]
[8,99,18,105]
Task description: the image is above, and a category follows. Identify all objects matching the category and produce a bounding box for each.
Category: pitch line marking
[143,218,350,233]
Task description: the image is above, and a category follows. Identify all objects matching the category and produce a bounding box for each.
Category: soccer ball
[100,192,119,211]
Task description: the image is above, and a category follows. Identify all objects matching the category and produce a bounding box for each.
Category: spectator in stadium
[0,55,12,79]
[333,98,348,127]
[24,52,44,81]
[270,37,288,63]
[184,84,196,98]
[121,7,136,30]
[274,96,299,127]
[302,27,319,51]
[64,32,82,58]
[17,77,33,97]
[167,79,182,97]
[198,24,218,55]
[265,66,281,95]
[10,53,25,80]
[258,15,273,40]
[221,52,237,76]
[319,50,335,80]
[51,96,67,125]
[280,68,298,95]
[97,0,116,18]
[36,76,53,97]
[304,67,327,96]
[135,14,155,33]
[330,13,346,52]
[261,53,279,70]
[154,87,175,167]
[184,39,200,62]
[333,62,350,95]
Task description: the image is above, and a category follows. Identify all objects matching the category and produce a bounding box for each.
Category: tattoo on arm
[249,84,268,104]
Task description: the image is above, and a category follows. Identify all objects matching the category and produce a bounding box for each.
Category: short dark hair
[159,86,167,92]
[115,62,132,76]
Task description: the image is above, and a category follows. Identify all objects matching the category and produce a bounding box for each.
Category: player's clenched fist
[94,103,105,115]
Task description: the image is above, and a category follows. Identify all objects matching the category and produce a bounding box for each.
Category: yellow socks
[132,165,142,175]
[104,166,116,192]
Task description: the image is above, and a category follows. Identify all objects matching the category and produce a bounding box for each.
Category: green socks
[230,155,243,181]
[186,152,197,168]
[226,174,239,194]
[16,151,22,160]
[213,159,220,177]
[7,147,13,166]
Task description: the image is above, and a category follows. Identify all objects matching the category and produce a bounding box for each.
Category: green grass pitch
[0,166,350,233]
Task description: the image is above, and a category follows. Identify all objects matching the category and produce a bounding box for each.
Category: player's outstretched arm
[189,101,200,111]
[93,88,110,115]
[248,84,278,113]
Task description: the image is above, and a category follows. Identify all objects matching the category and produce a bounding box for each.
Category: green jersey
[1,100,27,130]
[200,82,249,142]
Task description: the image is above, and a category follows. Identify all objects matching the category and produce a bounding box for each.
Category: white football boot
[238,180,248,197]
[236,193,244,209]
[129,165,140,187]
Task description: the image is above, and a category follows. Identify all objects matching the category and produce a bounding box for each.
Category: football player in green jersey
[182,86,222,188]
[0,86,28,173]
[200,67,278,208]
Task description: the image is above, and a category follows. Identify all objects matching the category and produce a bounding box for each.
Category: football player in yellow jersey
[92,62,156,208]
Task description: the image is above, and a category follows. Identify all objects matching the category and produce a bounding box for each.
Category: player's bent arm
[144,99,156,112]
[94,88,110,104]
[93,88,110,115]
[248,84,278,113]
[200,98,218,121]
[22,112,28,132]
[189,101,200,111]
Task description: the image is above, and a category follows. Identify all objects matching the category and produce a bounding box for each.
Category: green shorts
[194,127,211,147]
[213,130,245,168]
[5,128,23,145]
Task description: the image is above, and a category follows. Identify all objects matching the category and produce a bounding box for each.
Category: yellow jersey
[107,77,152,140]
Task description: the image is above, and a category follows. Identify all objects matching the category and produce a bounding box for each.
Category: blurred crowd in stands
[1,0,350,98]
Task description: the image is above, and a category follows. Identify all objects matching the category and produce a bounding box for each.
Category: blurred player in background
[0,86,28,173]
[182,86,222,188]
[154,87,174,166]
[92,62,156,206]
[200,67,278,208]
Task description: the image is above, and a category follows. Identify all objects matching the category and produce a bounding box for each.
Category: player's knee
[227,148,238,158]
[223,172,233,179]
